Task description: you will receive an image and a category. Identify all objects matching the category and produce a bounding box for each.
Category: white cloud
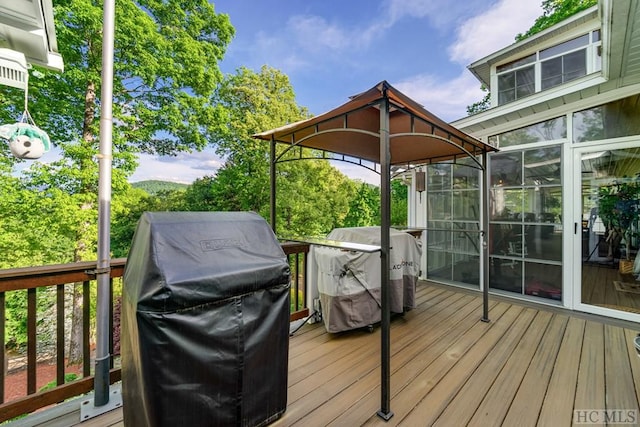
[448,0,543,65]
[395,71,486,122]
[287,16,352,52]
[254,13,387,68]
[386,0,439,22]
[130,151,223,184]
[385,0,493,29]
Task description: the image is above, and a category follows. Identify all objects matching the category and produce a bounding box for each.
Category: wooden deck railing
[0,242,309,423]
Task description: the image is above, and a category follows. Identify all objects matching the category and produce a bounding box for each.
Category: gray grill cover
[121,212,290,427]
[310,227,421,333]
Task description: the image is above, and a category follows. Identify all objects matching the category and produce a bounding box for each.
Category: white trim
[600,0,612,81]
[0,0,63,72]
[458,80,640,140]
[571,138,640,323]
[562,138,574,310]
[469,6,600,87]
[455,74,606,132]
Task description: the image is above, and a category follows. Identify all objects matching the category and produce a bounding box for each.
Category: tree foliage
[276,160,356,236]
[19,0,233,155]
[179,66,358,236]
[391,180,408,226]
[466,85,491,116]
[0,0,235,363]
[516,0,598,41]
[343,183,380,227]
[0,166,77,268]
[132,180,189,195]
[0,0,235,265]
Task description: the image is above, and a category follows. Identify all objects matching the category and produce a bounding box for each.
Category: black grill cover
[121,212,290,427]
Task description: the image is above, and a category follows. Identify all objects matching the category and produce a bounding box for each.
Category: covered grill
[309,227,422,333]
[121,211,290,427]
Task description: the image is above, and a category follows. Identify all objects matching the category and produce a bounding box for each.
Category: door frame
[571,137,640,322]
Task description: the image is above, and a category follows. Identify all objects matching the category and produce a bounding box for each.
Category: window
[541,35,588,90]
[573,94,640,143]
[498,66,535,104]
[495,31,601,105]
[489,116,567,148]
[497,54,536,104]
[539,34,588,60]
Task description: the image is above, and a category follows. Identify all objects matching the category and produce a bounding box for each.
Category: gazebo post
[377,94,394,421]
[481,150,490,322]
[270,136,277,233]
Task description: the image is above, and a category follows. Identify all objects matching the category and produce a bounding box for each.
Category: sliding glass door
[580,146,640,317]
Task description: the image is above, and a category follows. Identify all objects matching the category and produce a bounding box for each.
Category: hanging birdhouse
[0,48,52,160]
[1,121,51,159]
[0,111,51,160]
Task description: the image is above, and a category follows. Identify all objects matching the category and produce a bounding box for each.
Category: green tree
[0,164,78,352]
[341,179,408,228]
[209,66,311,218]
[110,186,170,258]
[132,180,188,195]
[2,0,234,155]
[516,0,597,41]
[276,160,356,236]
[343,182,380,227]
[182,175,226,212]
[1,0,234,363]
[0,168,77,269]
[175,66,363,236]
[391,179,408,227]
[466,85,491,116]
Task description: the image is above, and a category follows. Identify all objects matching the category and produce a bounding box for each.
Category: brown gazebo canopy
[254,80,497,421]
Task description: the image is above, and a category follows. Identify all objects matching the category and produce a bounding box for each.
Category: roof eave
[0,0,63,72]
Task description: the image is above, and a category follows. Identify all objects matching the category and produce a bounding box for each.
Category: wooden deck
[583,263,640,314]
[21,282,640,427]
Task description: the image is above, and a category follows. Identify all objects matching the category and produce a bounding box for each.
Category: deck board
[389,304,522,426]
[325,294,486,426]
[291,290,483,426]
[574,321,606,424]
[537,316,586,426]
[604,325,640,415]
[466,310,554,427]
[624,329,640,400]
[500,314,569,427]
[430,307,538,427]
[22,281,639,427]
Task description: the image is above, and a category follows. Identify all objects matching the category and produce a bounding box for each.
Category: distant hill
[131,180,189,195]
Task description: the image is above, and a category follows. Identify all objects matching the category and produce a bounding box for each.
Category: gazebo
[254,80,498,420]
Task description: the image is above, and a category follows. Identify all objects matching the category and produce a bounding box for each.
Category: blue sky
[129,0,542,183]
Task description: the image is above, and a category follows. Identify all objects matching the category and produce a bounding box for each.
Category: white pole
[94,0,115,407]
